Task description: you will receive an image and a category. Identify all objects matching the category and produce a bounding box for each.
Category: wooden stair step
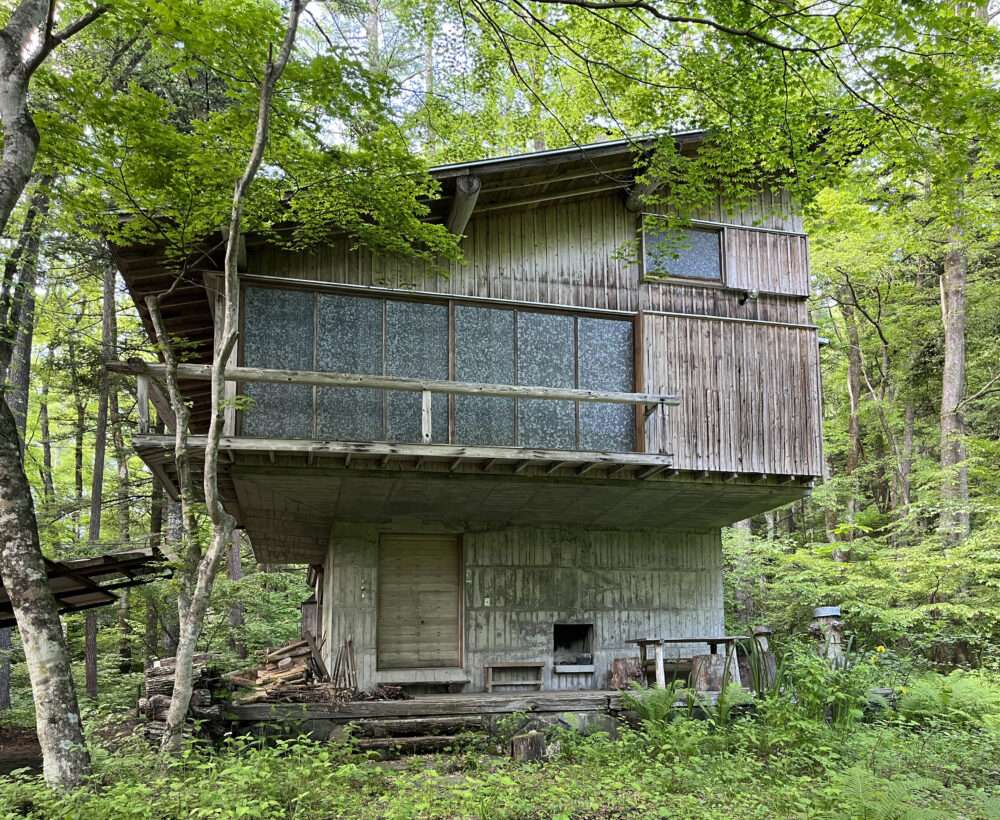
[348,715,485,738]
[352,734,486,759]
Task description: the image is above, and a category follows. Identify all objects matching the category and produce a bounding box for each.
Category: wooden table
[627,636,748,689]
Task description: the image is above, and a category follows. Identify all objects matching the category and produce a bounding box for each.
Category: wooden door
[377,534,461,669]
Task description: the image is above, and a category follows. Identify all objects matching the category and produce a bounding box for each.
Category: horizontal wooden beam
[108,360,681,408]
[475,183,624,215]
[132,434,676,470]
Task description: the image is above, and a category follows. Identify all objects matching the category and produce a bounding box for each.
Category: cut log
[690,653,741,691]
[511,731,546,763]
[261,640,309,662]
[610,657,645,690]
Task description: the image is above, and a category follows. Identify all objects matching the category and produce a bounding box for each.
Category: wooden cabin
[111,134,823,694]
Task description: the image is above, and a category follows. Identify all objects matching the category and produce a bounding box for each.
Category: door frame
[375,532,464,671]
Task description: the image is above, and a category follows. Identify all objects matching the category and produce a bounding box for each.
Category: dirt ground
[0,728,42,775]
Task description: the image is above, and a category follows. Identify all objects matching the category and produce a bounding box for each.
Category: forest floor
[0,729,40,776]
[3,668,1000,817]
[2,703,1000,818]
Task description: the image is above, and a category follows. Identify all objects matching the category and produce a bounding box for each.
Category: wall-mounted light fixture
[738,288,760,306]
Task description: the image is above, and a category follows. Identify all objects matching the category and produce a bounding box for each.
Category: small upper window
[643,218,722,283]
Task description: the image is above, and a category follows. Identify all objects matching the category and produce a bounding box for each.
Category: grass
[5,658,1000,819]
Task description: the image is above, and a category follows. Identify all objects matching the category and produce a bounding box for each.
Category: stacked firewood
[227,638,330,703]
[139,653,230,744]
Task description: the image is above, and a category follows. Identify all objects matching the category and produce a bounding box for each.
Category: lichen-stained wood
[642,314,823,476]
[247,188,809,311]
[323,523,724,692]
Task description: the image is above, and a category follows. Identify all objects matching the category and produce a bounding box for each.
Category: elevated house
[110,133,823,695]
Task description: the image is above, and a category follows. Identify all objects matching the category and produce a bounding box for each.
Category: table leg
[653,642,666,689]
[725,643,742,687]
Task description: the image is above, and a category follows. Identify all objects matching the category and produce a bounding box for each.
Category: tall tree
[153,0,304,755]
[0,0,107,789]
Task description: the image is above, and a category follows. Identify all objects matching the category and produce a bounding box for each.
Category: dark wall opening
[553,623,594,664]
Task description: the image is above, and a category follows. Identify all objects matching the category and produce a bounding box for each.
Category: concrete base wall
[322,522,723,692]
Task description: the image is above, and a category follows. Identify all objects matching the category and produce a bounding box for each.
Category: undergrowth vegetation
[4,654,1000,819]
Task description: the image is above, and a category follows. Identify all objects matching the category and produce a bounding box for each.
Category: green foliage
[896,671,1000,731]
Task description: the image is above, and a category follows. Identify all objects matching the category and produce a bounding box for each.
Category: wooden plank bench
[484,662,545,693]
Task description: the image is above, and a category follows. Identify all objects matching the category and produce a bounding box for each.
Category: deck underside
[134,435,815,562]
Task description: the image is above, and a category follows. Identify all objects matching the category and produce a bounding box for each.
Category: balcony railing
[111,359,680,453]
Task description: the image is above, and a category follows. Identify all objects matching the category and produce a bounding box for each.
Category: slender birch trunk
[0,3,104,787]
[156,2,303,755]
[939,224,969,544]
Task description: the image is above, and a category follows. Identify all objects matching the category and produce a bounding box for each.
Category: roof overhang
[132,434,813,564]
[0,548,170,628]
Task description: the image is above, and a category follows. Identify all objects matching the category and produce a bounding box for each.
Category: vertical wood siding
[724,229,810,297]
[642,314,824,475]
[247,189,809,311]
[250,195,640,312]
[324,523,723,692]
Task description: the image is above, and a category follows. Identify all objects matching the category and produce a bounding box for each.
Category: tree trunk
[226,531,246,660]
[0,399,90,787]
[1,250,37,715]
[730,519,755,623]
[85,612,98,700]
[38,381,54,502]
[0,627,11,710]
[939,227,969,544]
[156,1,303,755]
[0,0,104,790]
[6,290,34,450]
[839,294,863,556]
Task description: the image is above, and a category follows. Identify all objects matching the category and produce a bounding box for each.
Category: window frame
[236,281,638,452]
[640,214,727,287]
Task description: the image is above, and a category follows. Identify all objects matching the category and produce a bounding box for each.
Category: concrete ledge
[374,668,469,685]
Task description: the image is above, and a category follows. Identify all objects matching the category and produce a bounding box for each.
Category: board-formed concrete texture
[323,522,722,693]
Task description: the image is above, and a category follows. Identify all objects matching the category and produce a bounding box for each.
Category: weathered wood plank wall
[323,523,723,692]
[247,190,807,314]
[642,314,823,476]
[243,186,822,478]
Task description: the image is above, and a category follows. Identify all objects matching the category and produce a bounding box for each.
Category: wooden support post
[653,641,666,689]
[137,373,149,434]
[421,390,432,444]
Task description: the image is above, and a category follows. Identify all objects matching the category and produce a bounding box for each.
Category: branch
[958,371,1000,410]
[25,4,109,74]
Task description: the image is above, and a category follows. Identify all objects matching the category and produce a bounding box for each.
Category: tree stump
[610,657,645,690]
[511,731,546,763]
[690,653,741,691]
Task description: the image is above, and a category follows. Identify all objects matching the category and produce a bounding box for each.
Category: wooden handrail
[108,359,680,440]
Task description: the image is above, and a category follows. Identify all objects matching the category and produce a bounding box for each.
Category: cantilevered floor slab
[133,435,815,563]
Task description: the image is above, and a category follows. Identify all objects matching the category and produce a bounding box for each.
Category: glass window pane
[517,311,575,449]
[645,222,721,281]
[316,293,384,441]
[453,305,515,446]
[385,300,448,443]
[578,317,634,452]
[241,286,314,438]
